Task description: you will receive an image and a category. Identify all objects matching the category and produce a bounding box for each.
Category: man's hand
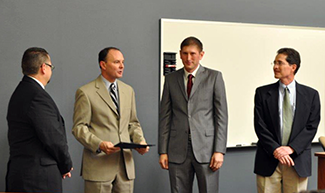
[159,154,169,170]
[278,155,295,166]
[273,146,294,159]
[99,141,120,155]
[62,167,73,179]
[135,141,150,155]
[273,146,295,166]
[209,152,224,172]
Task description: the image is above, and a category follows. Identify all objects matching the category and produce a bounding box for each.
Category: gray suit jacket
[159,65,228,164]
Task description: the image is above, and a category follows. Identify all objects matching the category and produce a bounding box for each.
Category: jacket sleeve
[158,77,172,154]
[289,90,320,155]
[28,91,72,175]
[254,88,280,156]
[212,72,228,154]
[72,88,103,153]
[128,88,145,143]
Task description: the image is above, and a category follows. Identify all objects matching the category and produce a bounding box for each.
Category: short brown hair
[180,36,203,52]
[21,47,49,75]
[277,48,301,74]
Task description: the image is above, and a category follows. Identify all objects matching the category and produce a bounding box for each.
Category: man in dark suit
[159,37,228,193]
[6,47,73,193]
[254,48,321,193]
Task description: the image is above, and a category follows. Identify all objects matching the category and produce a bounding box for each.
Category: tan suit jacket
[72,76,145,181]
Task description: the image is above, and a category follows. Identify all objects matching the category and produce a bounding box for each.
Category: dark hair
[21,47,49,75]
[277,48,301,74]
[180,36,203,52]
[98,47,121,68]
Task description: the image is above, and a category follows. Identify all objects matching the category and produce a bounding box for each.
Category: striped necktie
[110,84,119,114]
[282,87,293,145]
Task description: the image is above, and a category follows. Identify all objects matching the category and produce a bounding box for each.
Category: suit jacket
[254,81,320,177]
[6,76,72,193]
[72,76,145,181]
[159,66,228,164]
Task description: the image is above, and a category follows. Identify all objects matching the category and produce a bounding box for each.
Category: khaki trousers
[256,164,308,193]
[84,153,134,193]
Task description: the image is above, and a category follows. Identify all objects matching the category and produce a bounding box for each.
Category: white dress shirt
[184,64,200,93]
[278,80,296,136]
[29,76,45,89]
[101,75,119,101]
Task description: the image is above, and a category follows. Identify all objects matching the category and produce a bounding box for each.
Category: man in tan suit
[72,47,149,193]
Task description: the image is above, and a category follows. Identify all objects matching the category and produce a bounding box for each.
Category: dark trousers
[6,159,62,193]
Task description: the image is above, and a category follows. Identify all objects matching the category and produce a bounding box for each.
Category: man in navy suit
[6,47,73,193]
[254,48,321,193]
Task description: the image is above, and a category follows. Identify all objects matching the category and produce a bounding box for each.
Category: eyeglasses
[271,61,288,66]
[45,63,55,71]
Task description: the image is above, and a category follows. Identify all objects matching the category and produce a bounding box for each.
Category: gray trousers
[168,139,219,193]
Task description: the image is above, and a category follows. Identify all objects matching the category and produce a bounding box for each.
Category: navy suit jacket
[254,81,320,177]
[6,76,72,193]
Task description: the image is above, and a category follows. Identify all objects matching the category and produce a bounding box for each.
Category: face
[273,53,296,84]
[180,45,204,73]
[100,49,124,82]
[43,55,52,84]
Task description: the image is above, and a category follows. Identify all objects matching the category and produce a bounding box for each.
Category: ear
[99,61,106,70]
[40,63,46,74]
[199,51,205,59]
[291,64,297,72]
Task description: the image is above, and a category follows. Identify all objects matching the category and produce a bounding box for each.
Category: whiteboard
[160,18,325,147]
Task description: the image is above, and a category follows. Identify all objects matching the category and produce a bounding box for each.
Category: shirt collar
[28,76,45,89]
[184,64,200,78]
[101,75,117,90]
[279,80,296,93]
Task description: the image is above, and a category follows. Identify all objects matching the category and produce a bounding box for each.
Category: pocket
[40,157,57,166]
[205,129,214,136]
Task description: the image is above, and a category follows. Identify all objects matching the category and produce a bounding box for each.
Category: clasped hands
[273,146,295,166]
[99,141,149,155]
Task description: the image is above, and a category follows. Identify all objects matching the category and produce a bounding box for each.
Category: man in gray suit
[159,36,228,193]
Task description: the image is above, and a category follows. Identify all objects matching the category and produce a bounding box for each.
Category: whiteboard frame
[160,18,325,147]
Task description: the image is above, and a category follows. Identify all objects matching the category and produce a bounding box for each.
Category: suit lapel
[176,69,188,101]
[95,76,119,116]
[290,82,308,140]
[266,82,281,143]
[117,80,125,117]
[189,65,204,99]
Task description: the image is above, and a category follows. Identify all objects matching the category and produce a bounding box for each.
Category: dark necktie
[282,87,293,145]
[110,84,119,114]
[187,74,193,98]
